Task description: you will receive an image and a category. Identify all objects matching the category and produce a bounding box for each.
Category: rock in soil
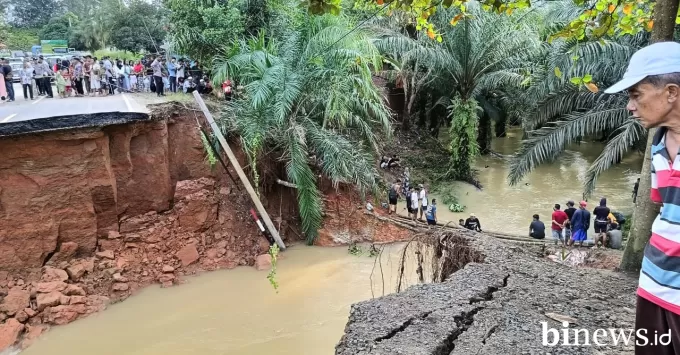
[254,254,272,271]
[0,318,25,352]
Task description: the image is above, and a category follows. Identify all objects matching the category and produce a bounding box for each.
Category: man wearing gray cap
[605,41,680,354]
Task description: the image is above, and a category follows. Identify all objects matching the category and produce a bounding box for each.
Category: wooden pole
[192,91,286,250]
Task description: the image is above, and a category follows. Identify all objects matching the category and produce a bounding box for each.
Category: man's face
[627,82,680,128]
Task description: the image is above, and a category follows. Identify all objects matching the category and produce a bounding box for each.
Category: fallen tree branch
[277,179,298,189]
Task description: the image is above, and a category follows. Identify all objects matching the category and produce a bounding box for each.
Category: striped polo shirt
[639,127,680,314]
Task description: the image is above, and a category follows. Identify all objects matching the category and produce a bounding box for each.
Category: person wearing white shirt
[19,62,35,100]
[418,184,428,221]
[409,188,419,221]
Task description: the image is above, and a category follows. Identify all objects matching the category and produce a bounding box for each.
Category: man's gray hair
[642,72,680,87]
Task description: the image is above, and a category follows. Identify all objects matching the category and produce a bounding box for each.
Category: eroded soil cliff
[336,233,638,355]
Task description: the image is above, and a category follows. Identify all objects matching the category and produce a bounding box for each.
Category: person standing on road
[19,61,34,100]
[1,59,15,102]
[90,57,101,96]
[605,42,680,354]
[83,56,92,95]
[151,55,165,97]
[167,57,177,93]
[32,58,44,96]
[104,57,115,95]
[34,56,53,98]
[73,57,84,97]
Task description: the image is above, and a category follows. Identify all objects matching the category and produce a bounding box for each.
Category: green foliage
[348,242,363,256]
[214,14,391,243]
[9,0,58,28]
[109,0,167,53]
[266,244,280,292]
[38,16,71,41]
[92,50,141,62]
[200,131,218,168]
[2,27,39,51]
[447,97,480,181]
[165,0,245,62]
[448,203,465,212]
[508,32,648,196]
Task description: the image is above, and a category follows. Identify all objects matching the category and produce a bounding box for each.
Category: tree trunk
[478,111,492,154]
[495,110,507,137]
[619,0,679,271]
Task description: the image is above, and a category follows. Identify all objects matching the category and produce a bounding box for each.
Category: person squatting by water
[529,214,545,239]
[464,213,482,232]
[605,41,680,355]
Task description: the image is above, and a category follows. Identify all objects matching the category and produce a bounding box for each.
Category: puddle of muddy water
[21,244,425,355]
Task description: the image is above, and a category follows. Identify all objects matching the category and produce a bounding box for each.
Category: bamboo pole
[192,92,286,250]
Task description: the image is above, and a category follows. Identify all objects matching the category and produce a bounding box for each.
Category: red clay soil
[316,187,412,246]
[0,104,415,351]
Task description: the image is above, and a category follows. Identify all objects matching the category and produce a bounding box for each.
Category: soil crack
[374,310,435,342]
[434,274,509,355]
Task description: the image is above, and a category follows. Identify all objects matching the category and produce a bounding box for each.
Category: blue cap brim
[604,75,648,94]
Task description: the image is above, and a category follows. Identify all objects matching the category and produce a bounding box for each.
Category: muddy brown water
[20,129,641,354]
[21,244,423,355]
[402,128,642,238]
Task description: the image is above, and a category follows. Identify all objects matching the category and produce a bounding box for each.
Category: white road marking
[32,96,46,105]
[121,93,134,112]
[1,114,17,123]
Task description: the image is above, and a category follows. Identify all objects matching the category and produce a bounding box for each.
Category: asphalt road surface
[0,82,150,124]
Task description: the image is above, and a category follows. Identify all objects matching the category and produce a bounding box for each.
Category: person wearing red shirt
[551,203,569,246]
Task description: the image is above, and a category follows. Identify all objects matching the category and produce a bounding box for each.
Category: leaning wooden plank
[192,91,286,250]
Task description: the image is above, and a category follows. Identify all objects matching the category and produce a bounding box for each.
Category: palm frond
[583,119,646,197]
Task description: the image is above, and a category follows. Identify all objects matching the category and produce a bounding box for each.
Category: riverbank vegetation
[3,0,677,266]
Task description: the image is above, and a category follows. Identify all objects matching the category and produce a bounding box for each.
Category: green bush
[92,50,142,62]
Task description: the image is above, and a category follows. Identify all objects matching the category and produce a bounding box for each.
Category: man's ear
[667,84,680,103]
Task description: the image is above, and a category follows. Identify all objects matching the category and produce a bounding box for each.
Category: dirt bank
[336,233,637,355]
[0,105,305,350]
[0,103,414,351]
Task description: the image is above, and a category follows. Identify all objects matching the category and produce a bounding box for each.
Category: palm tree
[507,34,648,196]
[212,16,392,243]
[375,5,539,181]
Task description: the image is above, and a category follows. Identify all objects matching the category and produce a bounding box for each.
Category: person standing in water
[593,198,611,248]
[632,178,640,203]
[568,201,590,247]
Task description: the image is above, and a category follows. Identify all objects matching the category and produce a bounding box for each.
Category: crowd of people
[525,199,624,248]
[386,171,625,248]
[2,54,234,101]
